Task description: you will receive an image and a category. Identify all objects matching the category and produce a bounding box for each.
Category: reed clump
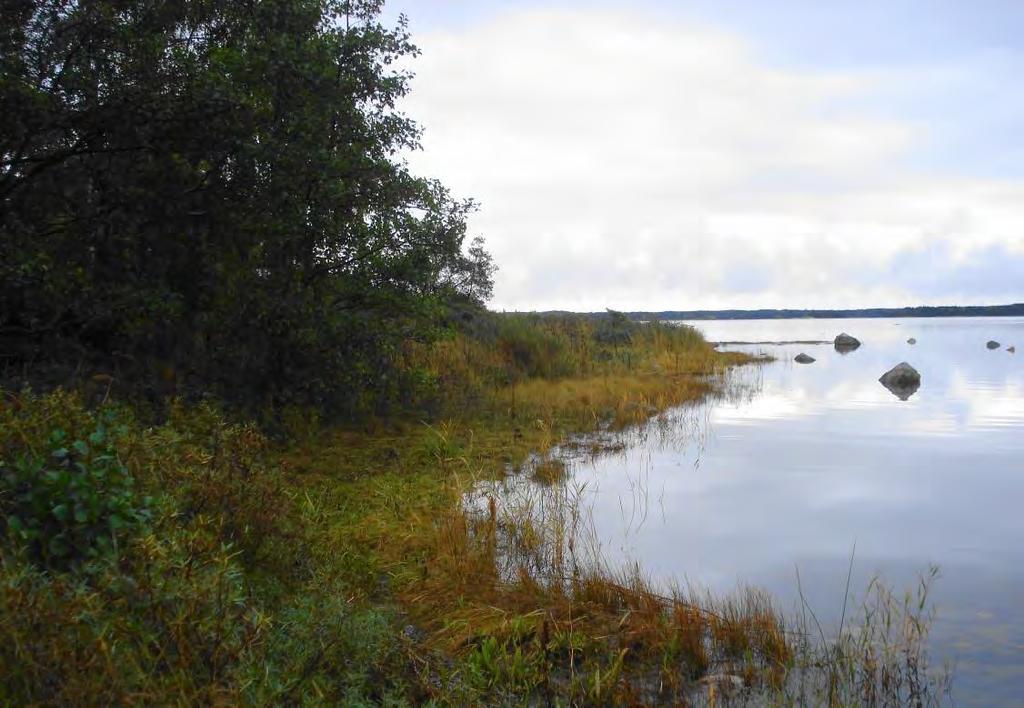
[784,566,952,706]
[531,457,569,485]
[404,312,747,423]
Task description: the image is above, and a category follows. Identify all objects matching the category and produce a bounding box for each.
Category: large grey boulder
[834,332,861,351]
[794,353,816,364]
[879,362,921,401]
[987,340,1001,350]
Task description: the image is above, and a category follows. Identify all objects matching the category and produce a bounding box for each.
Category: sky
[382,0,1024,311]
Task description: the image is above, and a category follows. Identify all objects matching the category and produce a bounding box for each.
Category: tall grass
[404,312,740,421]
[785,565,952,706]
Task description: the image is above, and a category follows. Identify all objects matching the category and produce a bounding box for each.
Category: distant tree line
[538,304,1024,321]
[1,0,495,415]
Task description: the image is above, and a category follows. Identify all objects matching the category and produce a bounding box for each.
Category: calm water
[502,317,1024,704]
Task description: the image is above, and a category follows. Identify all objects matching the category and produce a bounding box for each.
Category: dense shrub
[0,0,494,416]
[1,418,149,568]
[0,392,151,567]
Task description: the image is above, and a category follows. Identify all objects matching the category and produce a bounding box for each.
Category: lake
[483,317,1024,705]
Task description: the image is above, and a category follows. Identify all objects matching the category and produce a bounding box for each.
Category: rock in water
[879,362,921,401]
[907,337,917,345]
[1009,346,1016,353]
[987,340,1001,350]
[834,332,861,351]
[794,353,815,364]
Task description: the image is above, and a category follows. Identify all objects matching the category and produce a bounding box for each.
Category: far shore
[532,303,1024,321]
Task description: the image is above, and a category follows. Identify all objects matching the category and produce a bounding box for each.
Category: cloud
[886,242,1024,300]
[400,7,1024,310]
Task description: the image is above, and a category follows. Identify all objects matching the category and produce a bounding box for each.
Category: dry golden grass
[280,329,792,702]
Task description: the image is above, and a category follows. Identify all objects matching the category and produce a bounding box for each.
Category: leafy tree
[1,0,493,414]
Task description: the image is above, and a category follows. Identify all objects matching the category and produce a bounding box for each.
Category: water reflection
[474,317,1024,705]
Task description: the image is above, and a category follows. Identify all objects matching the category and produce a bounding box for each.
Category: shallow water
[496,317,1024,704]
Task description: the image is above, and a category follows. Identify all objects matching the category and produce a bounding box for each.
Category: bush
[1,409,149,569]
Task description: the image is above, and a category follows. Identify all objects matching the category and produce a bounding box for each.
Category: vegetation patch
[0,314,950,704]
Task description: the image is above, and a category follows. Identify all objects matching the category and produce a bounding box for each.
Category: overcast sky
[383,0,1024,311]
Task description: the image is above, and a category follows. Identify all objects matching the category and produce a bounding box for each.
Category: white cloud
[401,8,1024,310]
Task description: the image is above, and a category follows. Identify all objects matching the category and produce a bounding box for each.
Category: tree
[1,0,493,414]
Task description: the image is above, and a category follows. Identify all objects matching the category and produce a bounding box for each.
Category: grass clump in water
[785,565,952,706]
[531,457,569,485]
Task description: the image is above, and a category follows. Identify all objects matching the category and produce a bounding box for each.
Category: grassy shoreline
[0,317,950,704]
[280,339,782,703]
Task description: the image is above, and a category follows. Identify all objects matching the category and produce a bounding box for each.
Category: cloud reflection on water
[482,317,1024,703]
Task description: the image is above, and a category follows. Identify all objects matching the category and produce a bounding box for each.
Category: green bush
[1,415,150,568]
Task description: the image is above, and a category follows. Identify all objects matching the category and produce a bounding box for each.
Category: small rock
[987,340,1001,350]
[879,362,921,401]
[907,337,917,345]
[794,353,816,364]
[834,332,861,350]
[1009,346,1016,353]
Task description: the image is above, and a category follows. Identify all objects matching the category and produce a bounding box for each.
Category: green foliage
[0,392,260,701]
[464,634,543,695]
[252,593,416,705]
[129,399,293,566]
[1,405,149,568]
[0,0,494,415]
[493,315,579,380]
